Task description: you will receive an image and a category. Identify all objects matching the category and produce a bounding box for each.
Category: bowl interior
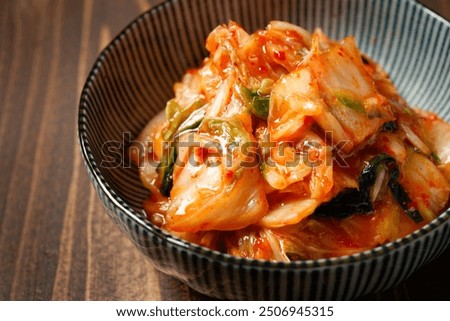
[79,0,450,241]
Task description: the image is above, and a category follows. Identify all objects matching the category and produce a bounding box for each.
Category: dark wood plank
[420,0,450,20]
[0,0,63,300]
[49,0,169,301]
[2,0,83,300]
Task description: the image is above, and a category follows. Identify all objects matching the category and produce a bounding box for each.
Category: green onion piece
[157,143,177,197]
[382,121,398,132]
[199,117,251,142]
[314,153,424,223]
[162,99,205,141]
[252,96,270,119]
[336,93,366,114]
[238,85,270,119]
[176,106,206,135]
[402,106,415,116]
[430,152,441,165]
[389,181,423,223]
[257,78,274,96]
[313,187,373,219]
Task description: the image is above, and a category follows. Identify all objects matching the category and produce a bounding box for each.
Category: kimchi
[130,21,450,261]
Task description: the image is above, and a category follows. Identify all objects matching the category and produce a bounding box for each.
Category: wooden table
[1,0,449,301]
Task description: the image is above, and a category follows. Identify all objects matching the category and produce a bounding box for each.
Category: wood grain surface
[0,0,449,301]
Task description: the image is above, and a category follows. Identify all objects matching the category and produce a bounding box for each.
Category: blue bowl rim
[78,0,450,270]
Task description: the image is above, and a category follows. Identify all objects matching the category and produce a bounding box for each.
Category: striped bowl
[78,0,450,300]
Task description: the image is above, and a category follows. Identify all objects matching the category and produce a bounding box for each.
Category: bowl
[78,0,450,300]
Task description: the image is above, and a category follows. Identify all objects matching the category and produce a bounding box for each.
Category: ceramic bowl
[79,0,450,300]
